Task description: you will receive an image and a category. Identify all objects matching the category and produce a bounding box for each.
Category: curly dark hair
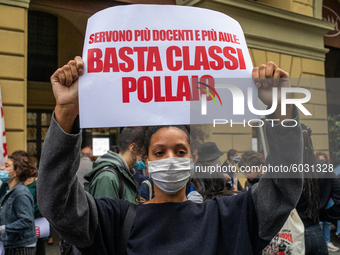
[134,125,205,158]
[9,154,37,182]
[12,150,30,159]
[119,126,145,153]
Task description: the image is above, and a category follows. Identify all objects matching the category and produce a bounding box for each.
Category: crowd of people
[3,132,338,255]
[1,56,340,255]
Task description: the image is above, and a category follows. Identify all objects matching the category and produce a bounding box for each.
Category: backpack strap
[86,166,125,199]
[143,180,152,200]
[118,202,138,255]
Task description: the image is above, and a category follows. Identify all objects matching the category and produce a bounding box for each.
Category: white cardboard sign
[35,217,50,238]
[79,5,256,128]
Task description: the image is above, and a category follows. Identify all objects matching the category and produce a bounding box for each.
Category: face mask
[0,170,15,183]
[134,160,146,170]
[148,157,193,195]
[233,156,240,164]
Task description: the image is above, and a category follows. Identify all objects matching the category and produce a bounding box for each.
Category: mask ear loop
[8,170,16,179]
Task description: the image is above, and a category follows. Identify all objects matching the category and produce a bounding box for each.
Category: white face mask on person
[148,157,194,195]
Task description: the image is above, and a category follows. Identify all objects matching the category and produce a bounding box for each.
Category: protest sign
[35,217,50,238]
[79,5,256,128]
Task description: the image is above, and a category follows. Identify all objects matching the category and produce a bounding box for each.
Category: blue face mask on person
[0,170,15,183]
[233,156,240,164]
[135,160,146,170]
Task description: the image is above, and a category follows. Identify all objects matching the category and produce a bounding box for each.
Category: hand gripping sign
[79,5,256,128]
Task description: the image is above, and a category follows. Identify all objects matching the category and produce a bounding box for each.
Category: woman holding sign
[37,56,303,254]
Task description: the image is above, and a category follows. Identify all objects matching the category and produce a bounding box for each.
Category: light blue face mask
[0,170,14,183]
[135,160,146,170]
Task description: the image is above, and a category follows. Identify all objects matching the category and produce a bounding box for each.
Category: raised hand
[50,56,84,133]
[252,61,292,120]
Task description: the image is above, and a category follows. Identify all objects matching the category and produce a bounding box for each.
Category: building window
[27,110,53,166]
[28,11,58,82]
[82,128,120,156]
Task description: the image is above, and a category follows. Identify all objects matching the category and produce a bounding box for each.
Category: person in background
[334,150,340,240]
[190,170,232,202]
[136,158,155,202]
[0,151,47,255]
[24,167,47,255]
[83,127,140,202]
[138,178,154,203]
[221,149,243,192]
[238,150,264,191]
[196,142,224,167]
[296,125,340,254]
[316,152,329,164]
[134,158,149,186]
[319,198,339,252]
[76,147,93,188]
[315,151,340,252]
[0,153,37,254]
[63,131,140,254]
[195,142,224,179]
[110,145,119,154]
[0,150,32,198]
[188,142,232,202]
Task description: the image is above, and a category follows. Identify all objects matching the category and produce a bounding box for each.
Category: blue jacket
[0,182,37,248]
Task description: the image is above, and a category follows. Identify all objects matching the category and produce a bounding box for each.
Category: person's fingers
[56,68,66,86]
[265,61,277,85]
[277,68,289,79]
[258,64,268,88]
[265,62,276,78]
[62,65,73,87]
[68,60,79,82]
[252,67,261,88]
[253,62,286,88]
[74,56,84,75]
[273,68,281,86]
[273,67,289,86]
[51,68,63,85]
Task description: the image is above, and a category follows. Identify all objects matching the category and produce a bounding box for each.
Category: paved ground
[45,227,61,255]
